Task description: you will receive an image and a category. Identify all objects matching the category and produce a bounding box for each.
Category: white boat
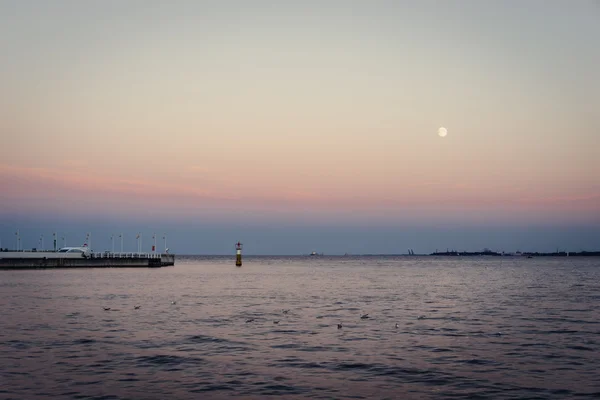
[0,246,92,259]
[57,247,92,257]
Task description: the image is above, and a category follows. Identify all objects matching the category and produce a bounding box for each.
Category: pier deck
[0,252,175,269]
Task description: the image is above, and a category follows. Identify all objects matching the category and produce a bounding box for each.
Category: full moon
[438,127,448,137]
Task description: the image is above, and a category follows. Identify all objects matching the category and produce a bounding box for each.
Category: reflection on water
[1,256,599,399]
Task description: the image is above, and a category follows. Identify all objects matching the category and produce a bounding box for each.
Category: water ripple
[1,256,600,399]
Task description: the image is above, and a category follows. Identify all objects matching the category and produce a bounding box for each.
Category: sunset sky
[1,1,599,254]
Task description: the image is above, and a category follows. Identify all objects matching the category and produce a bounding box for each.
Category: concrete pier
[0,253,175,269]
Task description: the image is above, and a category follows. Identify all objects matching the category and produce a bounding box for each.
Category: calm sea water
[1,256,599,399]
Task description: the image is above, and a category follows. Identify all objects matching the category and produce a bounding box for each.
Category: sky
[1,0,599,254]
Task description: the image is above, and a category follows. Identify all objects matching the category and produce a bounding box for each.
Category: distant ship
[502,251,524,257]
[309,251,323,256]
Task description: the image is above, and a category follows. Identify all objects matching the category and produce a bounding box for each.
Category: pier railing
[91,252,166,259]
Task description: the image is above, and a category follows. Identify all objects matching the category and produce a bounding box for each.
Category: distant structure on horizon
[430,249,600,257]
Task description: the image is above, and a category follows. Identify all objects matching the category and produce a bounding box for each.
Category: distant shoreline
[429,250,600,257]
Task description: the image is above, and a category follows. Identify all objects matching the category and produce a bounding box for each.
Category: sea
[1,256,599,399]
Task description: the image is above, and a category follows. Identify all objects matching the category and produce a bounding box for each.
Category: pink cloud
[1,163,598,224]
[516,193,600,205]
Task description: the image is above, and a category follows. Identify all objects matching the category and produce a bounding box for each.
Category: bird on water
[134,305,141,310]
[337,323,343,329]
[361,314,369,319]
[103,307,111,311]
[246,318,255,323]
[273,320,280,324]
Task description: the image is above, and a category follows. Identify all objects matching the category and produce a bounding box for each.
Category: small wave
[5,340,30,349]
[431,347,453,353]
[335,362,372,370]
[566,345,594,351]
[73,338,96,344]
[73,380,102,386]
[258,383,308,396]
[519,343,552,348]
[280,361,326,369]
[189,384,235,393]
[271,343,301,349]
[463,358,496,365]
[272,329,302,334]
[136,354,204,366]
[65,312,81,318]
[187,334,229,344]
[117,378,140,382]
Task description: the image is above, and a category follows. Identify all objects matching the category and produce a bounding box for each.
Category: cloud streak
[2,164,598,226]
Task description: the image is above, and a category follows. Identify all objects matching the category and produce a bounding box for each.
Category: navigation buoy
[235,241,243,267]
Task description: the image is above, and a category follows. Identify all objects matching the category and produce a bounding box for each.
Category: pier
[0,252,175,269]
